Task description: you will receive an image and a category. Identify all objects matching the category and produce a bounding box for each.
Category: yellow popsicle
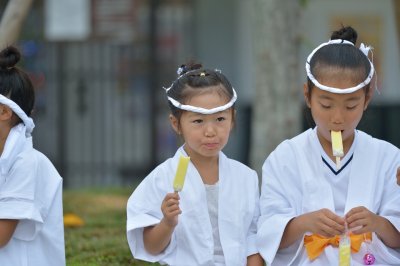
[173,156,190,192]
[339,234,351,266]
[331,131,344,170]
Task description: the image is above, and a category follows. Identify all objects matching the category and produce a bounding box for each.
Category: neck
[183,148,219,185]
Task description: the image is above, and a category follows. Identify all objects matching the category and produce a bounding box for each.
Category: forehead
[313,86,365,101]
[315,66,365,89]
[185,89,230,109]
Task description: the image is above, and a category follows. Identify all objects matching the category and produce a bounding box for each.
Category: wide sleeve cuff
[126,213,177,263]
[257,214,294,264]
[0,199,43,241]
[246,233,258,256]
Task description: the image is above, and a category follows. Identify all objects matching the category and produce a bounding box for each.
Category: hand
[396,167,400,186]
[304,208,345,237]
[346,206,379,234]
[160,192,181,228]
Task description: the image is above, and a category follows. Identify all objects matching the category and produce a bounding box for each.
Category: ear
[0,105,13,121]
[303,83,311,108]
[169,114,180,134]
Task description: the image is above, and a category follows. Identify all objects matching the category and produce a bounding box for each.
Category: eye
[320,103,331,109]
[193,119,203,124]
[346,105,357,110]
[217,116,226,122]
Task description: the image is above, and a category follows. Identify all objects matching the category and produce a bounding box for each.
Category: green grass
[64,187,160,266]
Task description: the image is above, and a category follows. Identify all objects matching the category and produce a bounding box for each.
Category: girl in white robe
[257,26,400,265]
[0,46,65,265]
[127,63,263,265]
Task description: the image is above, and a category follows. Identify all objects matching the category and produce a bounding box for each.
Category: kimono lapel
[344,131,377,213]
[299,129,335,213]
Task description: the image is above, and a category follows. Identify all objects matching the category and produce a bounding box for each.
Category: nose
[332,108,344,125]
[204,122,216,137]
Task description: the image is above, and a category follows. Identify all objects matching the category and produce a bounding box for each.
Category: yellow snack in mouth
[173,156,190,192]
[331,131,344,170]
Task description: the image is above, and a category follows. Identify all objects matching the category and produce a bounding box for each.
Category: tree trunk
[0,0,34,49]
[250,0,302,174]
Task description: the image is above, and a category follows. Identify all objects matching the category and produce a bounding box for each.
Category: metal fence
[28,2,193,188]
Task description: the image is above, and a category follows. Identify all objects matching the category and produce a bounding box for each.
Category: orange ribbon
[304,232,372,261]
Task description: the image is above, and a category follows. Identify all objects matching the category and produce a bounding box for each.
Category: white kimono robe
[127,147,260,265]
[0,124,65,266]
[257,128,400,266]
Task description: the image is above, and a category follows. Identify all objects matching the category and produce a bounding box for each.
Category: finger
[319,223,342,238]
[166,204,181,213]
[351,224,368,235]
[165,208,182,217]
[346,211,365,224]
[166,198,180,206]
[345,206,365,218]
[323,209,345,225]
[165,192,180,200]
[316,218,344,237]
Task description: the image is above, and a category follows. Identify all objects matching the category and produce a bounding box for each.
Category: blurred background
[0,0,399,188]
[1,0,399,265]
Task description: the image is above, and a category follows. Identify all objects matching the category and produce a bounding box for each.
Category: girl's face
[304,69,372,154]
[170,88,234,161]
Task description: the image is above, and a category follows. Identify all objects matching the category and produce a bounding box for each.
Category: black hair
[166,62,236,122]
[0,46,35,118]
[306,26,372,98]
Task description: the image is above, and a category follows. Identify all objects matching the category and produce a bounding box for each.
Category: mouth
[204,143,219,149]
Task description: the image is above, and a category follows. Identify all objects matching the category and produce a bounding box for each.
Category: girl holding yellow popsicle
[257,26,400,265]
[127,63,263,265]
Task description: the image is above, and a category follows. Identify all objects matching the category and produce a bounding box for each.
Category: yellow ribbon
[304,232,372,261]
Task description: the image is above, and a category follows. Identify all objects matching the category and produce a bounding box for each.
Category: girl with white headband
[127,63,263,265]
[0,46,65,265]
[257,26,400,265]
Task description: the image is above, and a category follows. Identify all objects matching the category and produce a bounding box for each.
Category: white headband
[0,94,34,136]
[305,39,375,94]
[167,88,237,115]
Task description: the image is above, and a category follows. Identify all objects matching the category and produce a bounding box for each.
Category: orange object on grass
[63,213,84,228]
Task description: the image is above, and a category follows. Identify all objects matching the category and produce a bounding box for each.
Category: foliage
[64,187,160,266]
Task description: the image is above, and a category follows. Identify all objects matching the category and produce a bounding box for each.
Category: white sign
[45,0,90,41]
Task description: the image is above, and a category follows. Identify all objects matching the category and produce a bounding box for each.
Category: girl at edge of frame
[126,63,264,265]
[257,26,400,265]
[0,46,65,266]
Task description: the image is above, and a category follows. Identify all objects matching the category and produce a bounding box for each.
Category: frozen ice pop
[173,156,190,192]
[331,131,344,170]
[339,233,351,266]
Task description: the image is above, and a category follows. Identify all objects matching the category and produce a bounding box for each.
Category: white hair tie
[0,94,34,136]
[305,39,375,94]
[167,88,237,115]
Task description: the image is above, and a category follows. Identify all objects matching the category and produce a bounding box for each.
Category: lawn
[63,187,160,266]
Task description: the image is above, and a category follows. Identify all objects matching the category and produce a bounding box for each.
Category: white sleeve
[126,167,177,262]
[257,142,300,264]
[0,156,43,241]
